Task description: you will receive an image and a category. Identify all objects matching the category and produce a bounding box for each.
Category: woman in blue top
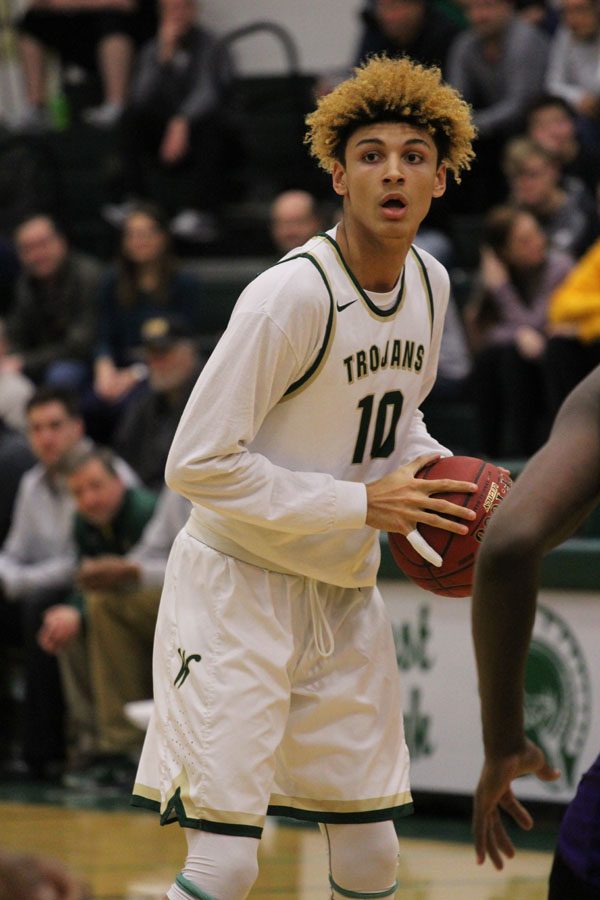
[94,203,202,406]
[84,203,203,443]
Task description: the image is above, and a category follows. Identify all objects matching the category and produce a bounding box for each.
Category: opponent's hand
[365,454,477,564]
[472,740,560,870]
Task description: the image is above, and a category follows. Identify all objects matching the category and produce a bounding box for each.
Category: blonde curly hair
[305,56,476,181]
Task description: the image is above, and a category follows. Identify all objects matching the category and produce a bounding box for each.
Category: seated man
[0,387,137,777]
[6,215,101,389]
[269,190,326,257]
[37,447,187,788]
[113,315,203,491]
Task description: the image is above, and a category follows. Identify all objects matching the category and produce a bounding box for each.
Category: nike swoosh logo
[336,299,358,312]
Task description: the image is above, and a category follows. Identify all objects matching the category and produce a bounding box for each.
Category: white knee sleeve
[324,821,399,897]
[166,829,259,900]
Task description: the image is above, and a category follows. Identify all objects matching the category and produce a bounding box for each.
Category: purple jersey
[558,753,600,887]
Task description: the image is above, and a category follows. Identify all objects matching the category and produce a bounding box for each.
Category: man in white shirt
[0,386,136,779]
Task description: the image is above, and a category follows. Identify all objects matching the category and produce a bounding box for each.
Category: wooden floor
[1,801,554,899]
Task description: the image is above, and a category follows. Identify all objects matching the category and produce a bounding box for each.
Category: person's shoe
[82,101,123,128]
[169,209,219,244]
[12,104,51,134]
[124,699,154,731]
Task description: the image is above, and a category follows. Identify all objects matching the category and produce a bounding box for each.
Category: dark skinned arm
[471,364,600,868]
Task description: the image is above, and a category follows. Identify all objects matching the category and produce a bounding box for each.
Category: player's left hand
[472,739,560,870]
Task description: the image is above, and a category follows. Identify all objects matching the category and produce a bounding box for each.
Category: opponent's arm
[472,365,600,868]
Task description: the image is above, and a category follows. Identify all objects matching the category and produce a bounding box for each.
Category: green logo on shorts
[524,604,591,791]
[174,647,202,688]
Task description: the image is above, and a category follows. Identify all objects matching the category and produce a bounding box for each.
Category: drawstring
[308,579,335,658]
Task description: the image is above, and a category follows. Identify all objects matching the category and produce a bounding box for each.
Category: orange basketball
[388,456,512,597]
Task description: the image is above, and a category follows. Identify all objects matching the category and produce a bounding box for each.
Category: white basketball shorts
[132,529,412,837]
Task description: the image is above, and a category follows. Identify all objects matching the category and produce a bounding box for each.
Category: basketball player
[471,364,600,898]
[132,56,477,900]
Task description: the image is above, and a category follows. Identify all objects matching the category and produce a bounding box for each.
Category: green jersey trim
[329,874,399,898]
[267,801,414,824]
[280,252,336,400]
[130,791,264,838]
[410,245,435,338]
[321,233,406,320]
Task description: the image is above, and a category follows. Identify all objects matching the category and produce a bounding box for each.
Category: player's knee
[172,833,259,900]
[224,851,259,897]
[328,821,399,892]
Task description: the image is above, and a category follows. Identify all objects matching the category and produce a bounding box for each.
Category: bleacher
[3,46,600,597]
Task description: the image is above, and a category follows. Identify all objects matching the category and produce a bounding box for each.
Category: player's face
[332,123,446,244]
[27,402,83,469]
[67,459,125,526]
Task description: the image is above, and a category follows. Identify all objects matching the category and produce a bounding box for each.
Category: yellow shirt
[549,239,600,342]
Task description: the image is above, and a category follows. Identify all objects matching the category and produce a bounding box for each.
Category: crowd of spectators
[0,0,600,788]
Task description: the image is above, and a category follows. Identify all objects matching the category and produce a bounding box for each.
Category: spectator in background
[105,0,233,243]
[354,0,463,74]
[0,388,83,778]
[90,204,202,440]
[0,321,35,546]
[544,237,600,414]
[5,215,101,390]
[113,315,203,491]
[0,420,35,548]
[464,206,573,456]
[545,0,600,145]
[447,0,549,212]
[15,0,156,130]
[269,190,326,256]
[59,485,188,782]
[37,445,160,789]
[0,320,33,434]
[0,387,137,778]
[427,294,473,401]
[503,136,599,258]
[0,848,90,900]
[525,94,600,195]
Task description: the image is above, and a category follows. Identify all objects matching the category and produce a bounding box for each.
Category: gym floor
[0,782,560,898]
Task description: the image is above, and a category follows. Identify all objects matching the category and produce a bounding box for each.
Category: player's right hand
[472,739,560,870]
[365,453,477,545]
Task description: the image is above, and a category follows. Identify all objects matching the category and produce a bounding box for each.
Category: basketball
[388,456,512,597]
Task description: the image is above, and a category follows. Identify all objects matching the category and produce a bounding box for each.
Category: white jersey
[166,226,450,588]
